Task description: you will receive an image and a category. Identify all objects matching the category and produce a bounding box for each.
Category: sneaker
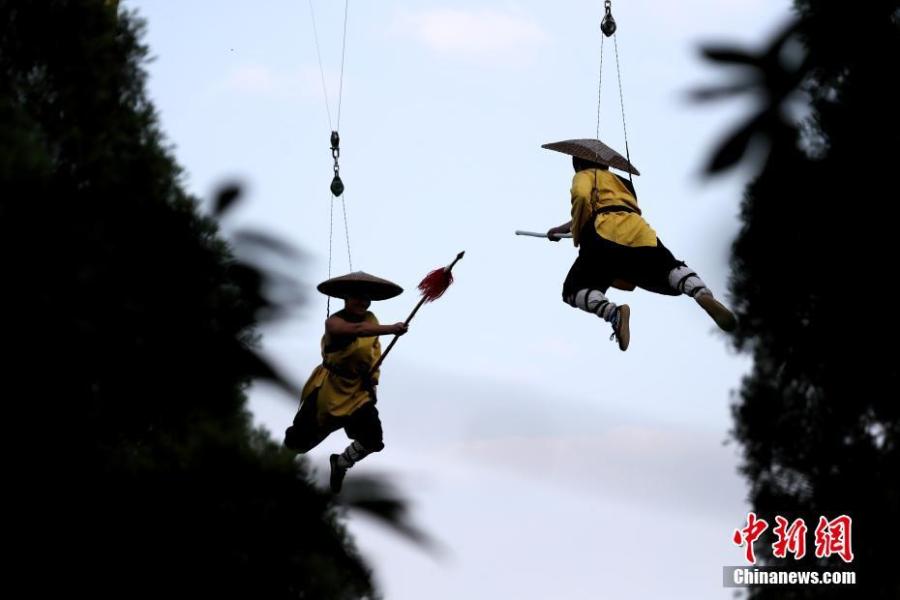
[329,454,347,494]
[608,304,630,351]
[696,293,737,332]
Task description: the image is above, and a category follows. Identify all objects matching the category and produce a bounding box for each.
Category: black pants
[283,388,384,454]
[563,224,685,298]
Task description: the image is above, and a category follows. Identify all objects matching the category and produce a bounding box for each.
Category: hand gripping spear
[368,251,465,375]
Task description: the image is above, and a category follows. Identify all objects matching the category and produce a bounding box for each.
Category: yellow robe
[300,311,382,421]
[570,169,658,248]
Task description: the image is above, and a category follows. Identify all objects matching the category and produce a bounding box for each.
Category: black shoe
[329,454,347,494]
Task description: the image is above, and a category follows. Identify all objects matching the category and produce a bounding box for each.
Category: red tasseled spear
[368,251,465,375]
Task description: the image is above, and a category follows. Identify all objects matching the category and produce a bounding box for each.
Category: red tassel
[417,267,453,302]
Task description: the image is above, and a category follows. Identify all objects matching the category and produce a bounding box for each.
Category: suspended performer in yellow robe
[284,272,408,493]
[543,138,736,351]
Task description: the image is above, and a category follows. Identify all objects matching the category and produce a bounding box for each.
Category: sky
[130,1,793,597]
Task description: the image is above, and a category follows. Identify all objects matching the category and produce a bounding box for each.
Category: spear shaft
[368,251,464,375]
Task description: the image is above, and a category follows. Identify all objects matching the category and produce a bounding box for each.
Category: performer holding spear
[284,253,464,493]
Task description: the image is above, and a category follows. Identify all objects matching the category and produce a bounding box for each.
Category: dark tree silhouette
[697,1,899,597]
[0,1,415,597]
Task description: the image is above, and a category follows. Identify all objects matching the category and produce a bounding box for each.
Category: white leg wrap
[566,289,617,321]
[337,440,370,469]
[668,266,711,298]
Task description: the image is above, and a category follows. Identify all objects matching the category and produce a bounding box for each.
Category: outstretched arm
[326,315,408,337]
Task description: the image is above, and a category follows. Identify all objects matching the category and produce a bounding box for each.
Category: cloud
[347,448,748,600]
[440,426,745,518]
[393,7,548,65]
[632,0,787,37]
[250,349,745,519]
[227,65,278,94]
[223,64,336,101]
